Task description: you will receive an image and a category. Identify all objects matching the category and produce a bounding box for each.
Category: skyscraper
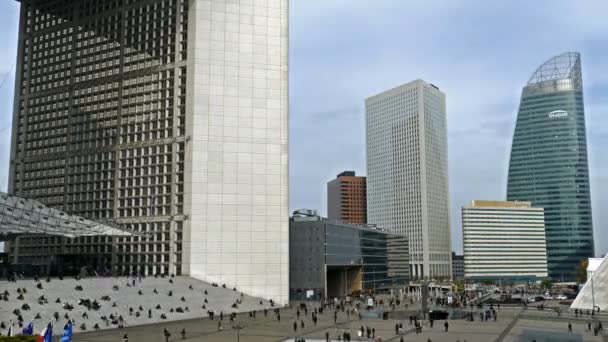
[8,0,289,304]
[507,52,593,281]
[365,79,451,279]
[327,171,367,224]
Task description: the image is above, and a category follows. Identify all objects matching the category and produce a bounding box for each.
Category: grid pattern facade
[9,0,289,304]
[327,172,367,224]
[462,200,548,281]
[10,0,189,277]
[507,52,593,281]
[365,79,451,280]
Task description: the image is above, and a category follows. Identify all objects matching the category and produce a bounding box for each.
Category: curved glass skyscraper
[507,52,594,281]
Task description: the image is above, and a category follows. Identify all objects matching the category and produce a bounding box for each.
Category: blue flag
[22,322,34,335]
[60,321,73,342]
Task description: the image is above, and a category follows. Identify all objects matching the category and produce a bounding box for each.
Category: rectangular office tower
[327,171,367,224]
[8,0,289,304]
[462,201,548,281]
[365,79,452,279]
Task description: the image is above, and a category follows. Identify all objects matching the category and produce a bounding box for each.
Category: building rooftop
[528,52,581,85]
[465,200,536,209]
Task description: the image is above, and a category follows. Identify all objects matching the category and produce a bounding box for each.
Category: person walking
[325,331,330,342]
[122,333,128,342]
[163,328,171,342]
[444,321,449,332]
[568,322,572,333]
[293,321,298,333]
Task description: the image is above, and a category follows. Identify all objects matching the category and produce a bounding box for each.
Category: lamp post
[591,277,595,313]
[232,325,243,342]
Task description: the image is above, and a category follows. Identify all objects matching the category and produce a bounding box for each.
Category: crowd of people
[0,273,268,335]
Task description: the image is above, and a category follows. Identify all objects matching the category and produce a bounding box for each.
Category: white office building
[462,201,548,281]
[365,79,452,279]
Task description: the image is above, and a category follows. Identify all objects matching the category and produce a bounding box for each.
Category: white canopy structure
[571,255,607,311]
[0,192,134,238]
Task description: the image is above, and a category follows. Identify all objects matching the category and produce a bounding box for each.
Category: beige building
[462,200,548,281]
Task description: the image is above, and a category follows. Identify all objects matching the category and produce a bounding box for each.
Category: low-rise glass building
[289,214,409,300]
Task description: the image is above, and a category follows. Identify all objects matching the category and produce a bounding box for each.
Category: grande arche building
[8,0,289,304]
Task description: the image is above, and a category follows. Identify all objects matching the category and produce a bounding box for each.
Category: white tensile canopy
[0,192,134,239]
[571,255,607,311]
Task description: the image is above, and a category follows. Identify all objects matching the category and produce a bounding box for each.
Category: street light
[591,276,596,314]
[232,325,243,342]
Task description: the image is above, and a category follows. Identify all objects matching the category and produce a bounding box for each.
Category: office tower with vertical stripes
[365,79,452,280]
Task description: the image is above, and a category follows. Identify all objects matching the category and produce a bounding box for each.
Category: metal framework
[528,52,582,87]
[0,192,134,238]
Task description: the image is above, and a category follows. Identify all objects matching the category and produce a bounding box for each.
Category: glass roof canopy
[0,192,135,238]
[527,52,582,87]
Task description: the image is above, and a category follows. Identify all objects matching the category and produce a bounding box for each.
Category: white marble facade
[183,0,289,305]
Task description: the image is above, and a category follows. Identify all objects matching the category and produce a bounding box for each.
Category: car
[527,298,535,303]
[544,295,554,300]
[556,295,567,300]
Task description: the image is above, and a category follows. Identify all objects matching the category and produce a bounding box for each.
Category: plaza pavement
[75,304,608,342]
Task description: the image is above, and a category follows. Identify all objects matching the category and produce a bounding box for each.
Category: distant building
[463,200,548,281]
[507,52,593,281]
[289,214,409,300]
[327,171,367,224]
[366,79,452,279]
[452,252,464,280]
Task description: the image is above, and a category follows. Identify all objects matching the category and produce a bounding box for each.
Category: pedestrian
[430,318,434,328]
[334,311,338,324]
[148,309,152,319]
[163,328,171,342]
[181,328,186,339]
[395,323,399,335]
[218,320,223,331]
[326,331,330,342]
[444,320,449,332]
[301,320,305,329]
[568,322,572,333]
[123,333,128,342]
[588,321,592,331]
[293,321,298,332]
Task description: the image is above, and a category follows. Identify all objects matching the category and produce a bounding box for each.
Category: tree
[576,259,589,284]
[541,277,553,290]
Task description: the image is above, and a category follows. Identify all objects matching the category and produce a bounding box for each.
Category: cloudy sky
[1,1,607,255]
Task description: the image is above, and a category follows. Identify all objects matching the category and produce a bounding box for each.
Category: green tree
[541,277,553,290]
[576,259,589,284]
